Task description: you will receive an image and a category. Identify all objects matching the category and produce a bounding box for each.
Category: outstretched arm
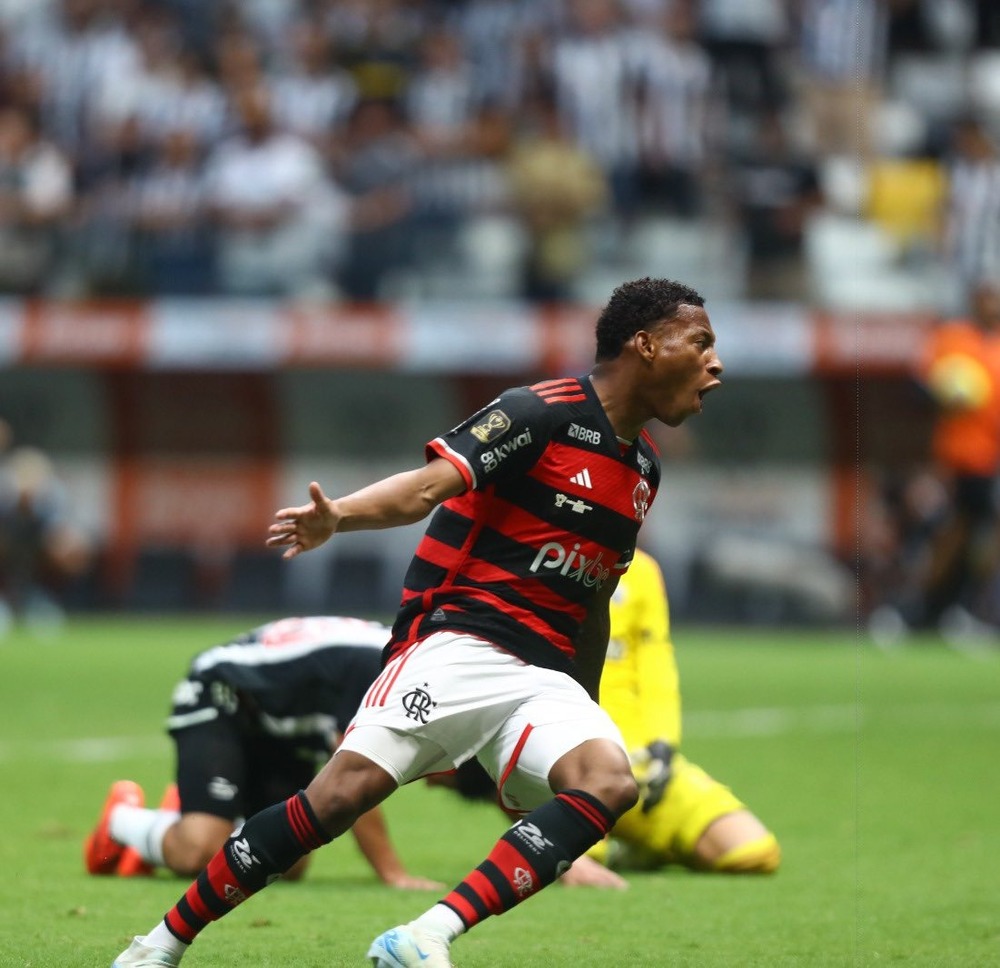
[266,458,466,559]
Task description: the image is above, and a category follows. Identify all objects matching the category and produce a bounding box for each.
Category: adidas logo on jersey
[569,468,593,488]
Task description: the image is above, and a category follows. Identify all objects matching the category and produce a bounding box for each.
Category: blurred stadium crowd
[0,0,998,308]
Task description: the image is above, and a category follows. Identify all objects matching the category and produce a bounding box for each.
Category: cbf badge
[632,479,651,522]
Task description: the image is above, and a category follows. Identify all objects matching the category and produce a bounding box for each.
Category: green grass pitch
[0,616,997,967]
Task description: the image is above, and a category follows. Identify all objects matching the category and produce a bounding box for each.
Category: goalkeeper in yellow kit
[589,547,781,875]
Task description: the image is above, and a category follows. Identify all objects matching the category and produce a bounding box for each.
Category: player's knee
[712,833,782,874]
[306,753,397,835]
[164,817,234,876]
[585,769,639,819]
[170,832,230,876]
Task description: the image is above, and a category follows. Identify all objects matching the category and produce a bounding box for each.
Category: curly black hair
[594,277,705,362]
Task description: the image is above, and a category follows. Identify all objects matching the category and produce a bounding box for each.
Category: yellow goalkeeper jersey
[602,547,681,751]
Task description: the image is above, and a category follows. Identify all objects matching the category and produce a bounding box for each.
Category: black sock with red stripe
[440,789,614,929]
[163,791,330,944]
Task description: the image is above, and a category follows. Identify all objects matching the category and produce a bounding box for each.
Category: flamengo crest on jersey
[389,377,660,678]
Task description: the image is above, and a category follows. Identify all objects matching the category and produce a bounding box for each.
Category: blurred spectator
[135,47,227,153]
[797,0,889,159]
[445,0,548,110]
[0,443,92,636]
[548,0,640,213]
[506,87,609,302]
[326,0,424,102]
[942,115,1000,287]
[909,280,1000,634]
[204,84,347,298]
[270,16,357,156]
[729,109,822,301]
[130,128,212,295]
[0,103,73,293]
[5,0,141,153]
[697,0,790,123]
[633,1,715,219]
[334,97,419,299]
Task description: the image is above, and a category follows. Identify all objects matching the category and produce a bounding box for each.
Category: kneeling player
[83,615,443,889]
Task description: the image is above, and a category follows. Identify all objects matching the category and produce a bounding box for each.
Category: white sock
[109,806,180,866]
[411,903,465,942]
[141,923,188,959]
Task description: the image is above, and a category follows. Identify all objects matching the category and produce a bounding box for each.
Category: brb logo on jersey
[529,541,611,588]
[470,409,511,443]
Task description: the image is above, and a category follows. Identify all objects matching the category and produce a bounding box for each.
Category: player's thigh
[171,715,250,822]
[478,679,629,814]
[243,736,317,816]
[339,631,530,786]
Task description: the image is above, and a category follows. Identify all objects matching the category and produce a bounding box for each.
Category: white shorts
[338,630,626,813]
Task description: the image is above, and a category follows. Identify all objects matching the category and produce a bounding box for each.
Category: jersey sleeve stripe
[426,437,476,489]
[530,377,581,393]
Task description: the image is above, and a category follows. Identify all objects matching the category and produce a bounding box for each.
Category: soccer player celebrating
[83,615,444,889]
[111,277,723,968]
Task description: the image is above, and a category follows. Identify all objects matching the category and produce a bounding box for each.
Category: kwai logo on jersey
[632,479,651,522]
[480,429,532,473]
[529,541,611,588]
[568,423,602,445]
[470,409,511,443]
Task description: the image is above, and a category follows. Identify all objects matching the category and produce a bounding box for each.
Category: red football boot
[83,780,145,875]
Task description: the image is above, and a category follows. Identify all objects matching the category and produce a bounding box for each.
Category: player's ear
[633,329,657,362]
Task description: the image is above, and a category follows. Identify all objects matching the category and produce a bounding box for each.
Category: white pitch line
[684,700,1000,738]
[2,700,999,762]
[0,735,168,764]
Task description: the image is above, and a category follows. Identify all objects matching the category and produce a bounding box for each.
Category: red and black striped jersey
[386,376,660,680]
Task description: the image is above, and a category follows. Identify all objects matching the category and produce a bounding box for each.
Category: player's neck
[587,368,643,443]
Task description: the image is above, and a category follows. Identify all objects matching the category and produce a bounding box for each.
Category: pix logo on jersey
[469,409,511,443]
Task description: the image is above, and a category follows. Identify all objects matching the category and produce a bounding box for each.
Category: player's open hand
[559,854,628,890]
[266,481,339,559]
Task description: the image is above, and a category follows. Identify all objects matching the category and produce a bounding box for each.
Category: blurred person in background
[796,0,888,160]
[942,115,1000,290]
[506,85,609,302]
[0,440,91,635]
[729,108,823,302]
[333,96,420,299]
[204,83,348,298]
[269,15,358,158]
[633,0,715,220]
[905,280,1000,639]
[547,0,641,215]
[697,0,790,127]
[129,127,213,295]
[0,103,73,294]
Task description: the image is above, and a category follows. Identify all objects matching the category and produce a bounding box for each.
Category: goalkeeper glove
[630,740,675,814]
